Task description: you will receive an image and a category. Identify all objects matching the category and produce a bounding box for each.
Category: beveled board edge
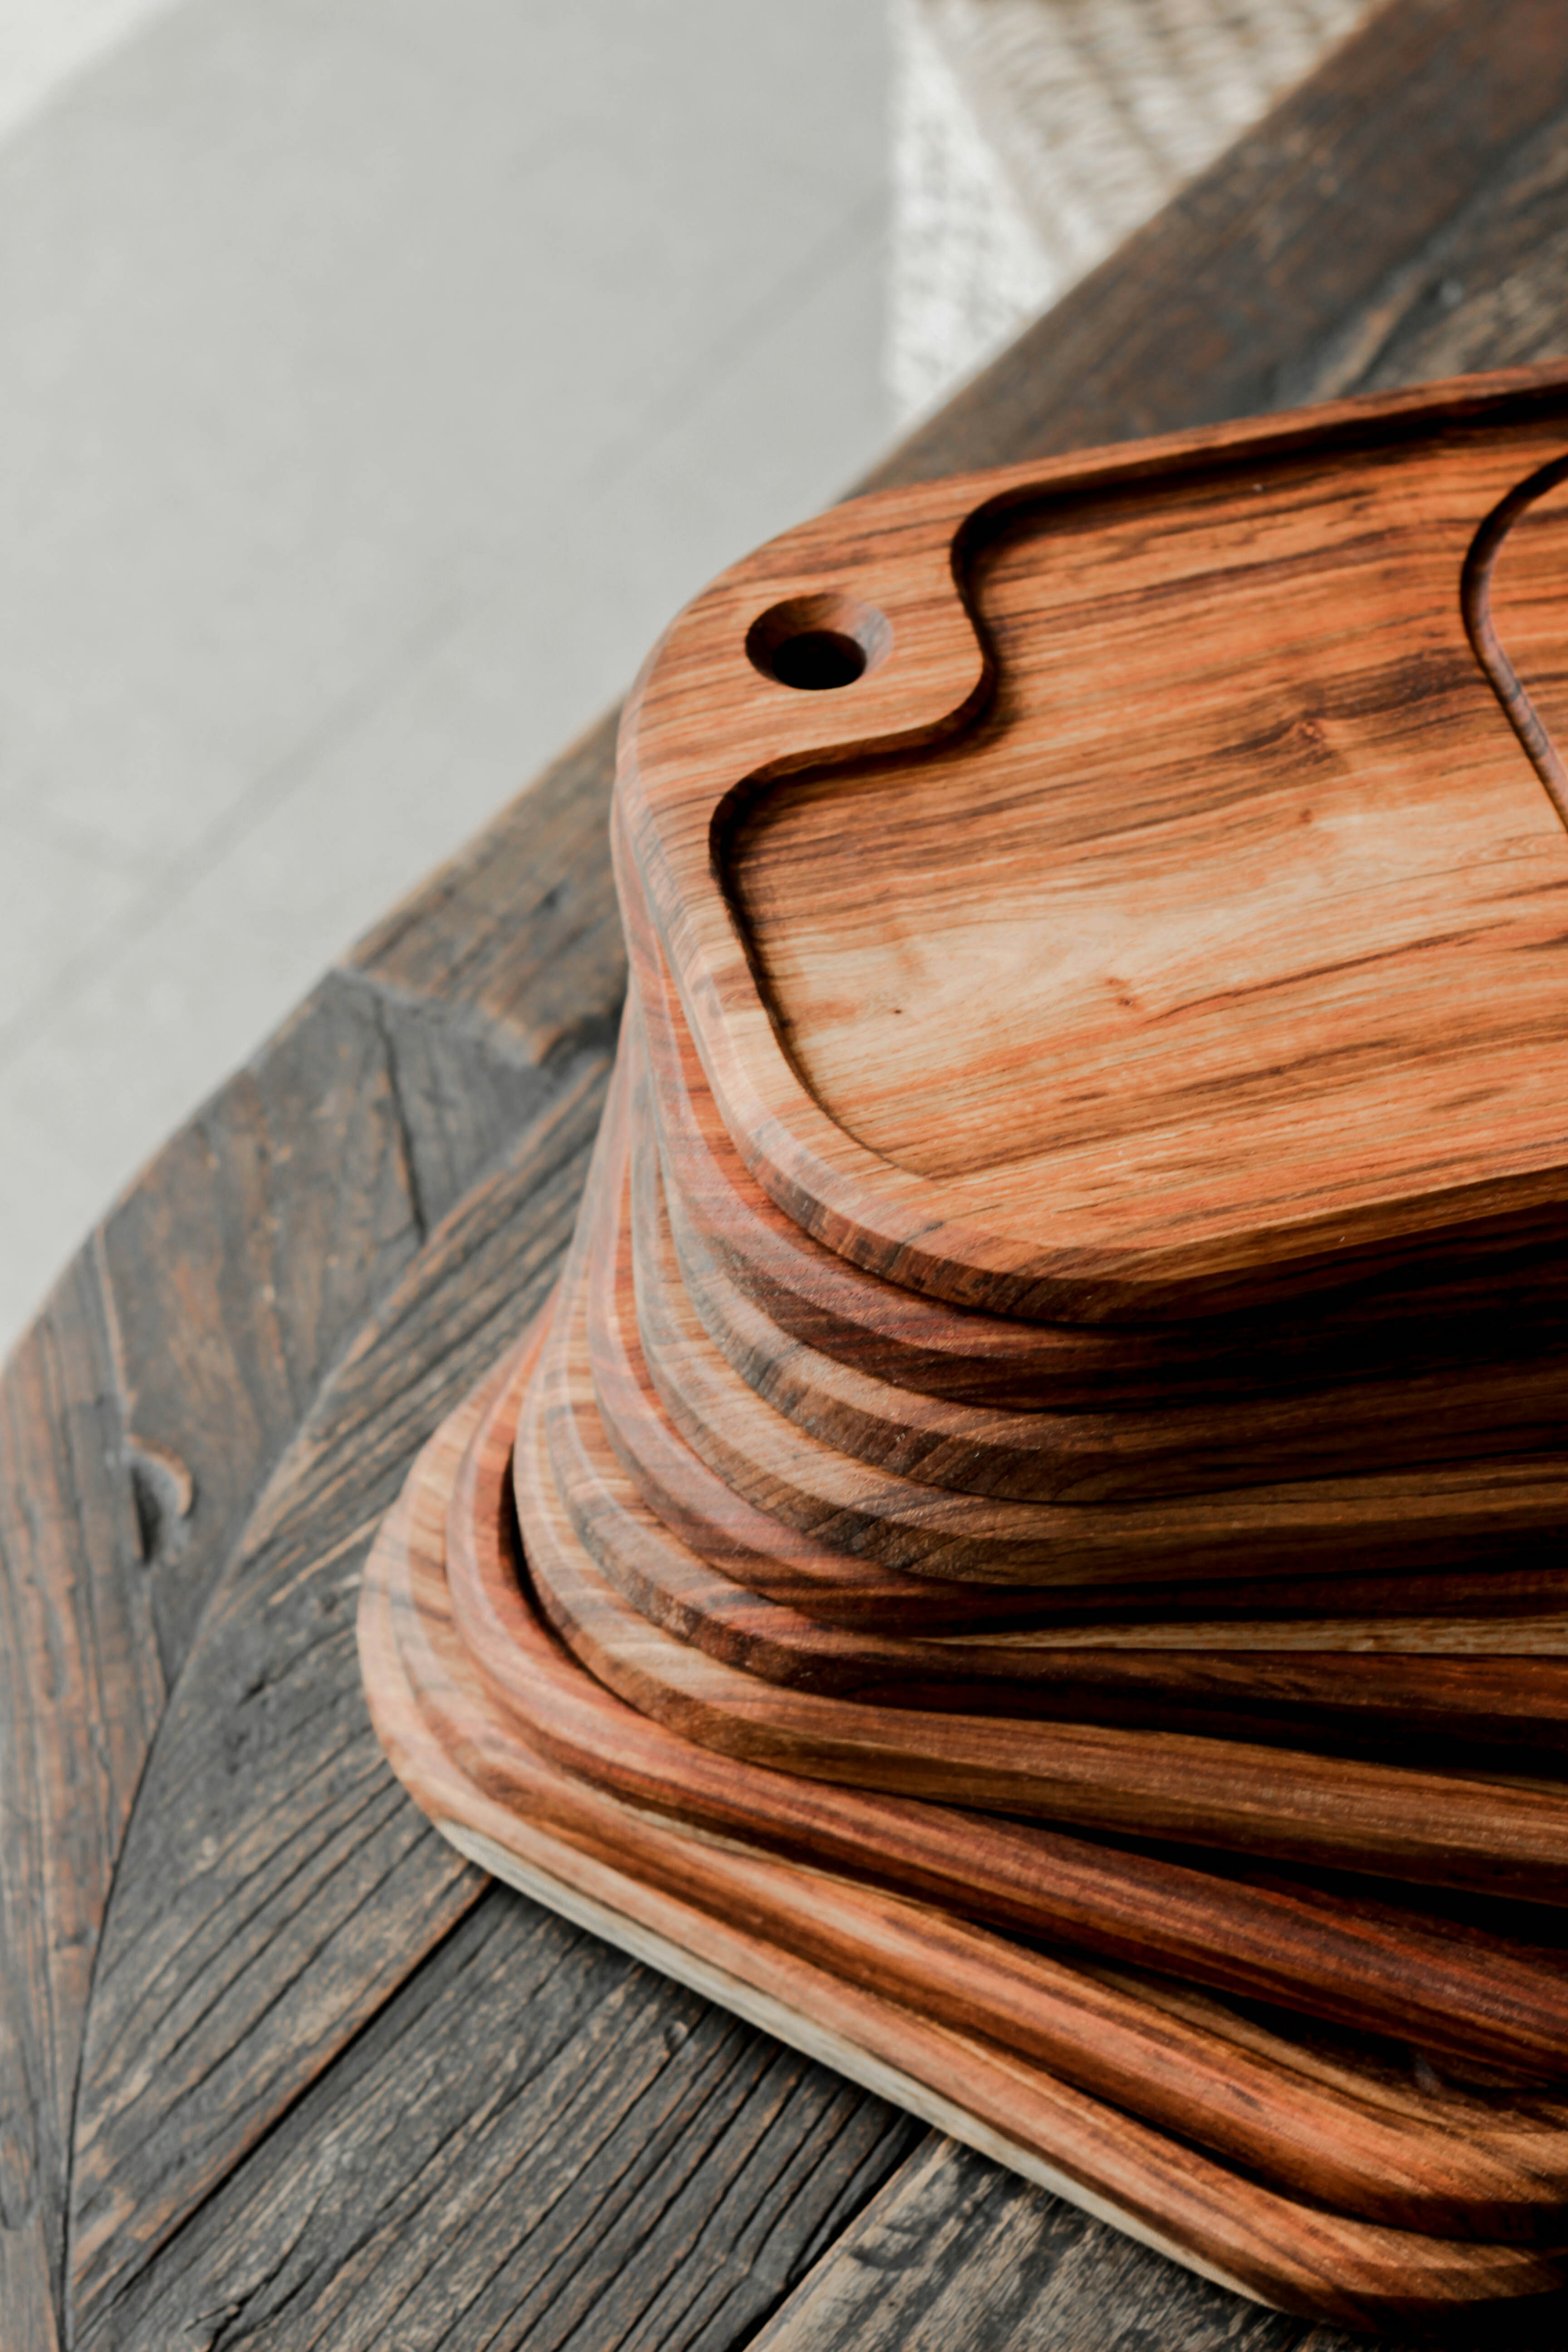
[361,1433,1568,2325]
[616,359,1568,1324]
[437,1818,1274,2309]
[357,1453,1267,2313]
[358,1308,1568,2324]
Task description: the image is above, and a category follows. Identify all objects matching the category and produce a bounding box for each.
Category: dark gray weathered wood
[746,2139,1349,2352]
[68,1054,612,2328]
[88,1899,919,2352]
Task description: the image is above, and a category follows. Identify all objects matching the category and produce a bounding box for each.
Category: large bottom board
[359,1328,1568,2335]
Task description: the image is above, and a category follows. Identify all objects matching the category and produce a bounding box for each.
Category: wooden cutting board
[361,367,1568,2328]
[617,368,1568,1321]
[358,1334,1568,2331]
[623,840,1568,1462]
[358,1308,1568,2331]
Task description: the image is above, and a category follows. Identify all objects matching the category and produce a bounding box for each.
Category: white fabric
[890,0,1373,425]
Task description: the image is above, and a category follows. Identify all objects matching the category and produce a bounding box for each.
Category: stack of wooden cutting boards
[361,361,1568,2334]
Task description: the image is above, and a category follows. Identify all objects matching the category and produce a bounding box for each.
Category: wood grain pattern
[86,1870,920,2352]
[659,1125,1568,1506]
[526,1255,1568,1905]
[741,2139,1330,2352]
[451,1096,1568,2060]
[0,1253,162,2351]
[354,1132,1568,2322]
[630,1086,1568,1588]
[359,1323,1568,2328]
[588,1060,1041,1637]
[637,939,1568,1500]
[494,1416,1568,2075]
[66,1064,610,2335]
[551,1257,1568,1754]
[373,1345,1568,2314]
[566,1300,1568,1670]
[617,381,1568,1323]
[593,1025,1568,1654]
[627,782,1568,1422]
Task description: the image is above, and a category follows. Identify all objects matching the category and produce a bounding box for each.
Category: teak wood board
[624,866,1568,1492]
[358,1011,1568,2326]
[627,1088,1568,1592]
[624,811,1568,1411]
[358,1333,1568,2335]
[559,1143,1568,1755]
[538,1073,1568,1901]
[585,1035,1568,1651]
[616,371,1568,1321]
[649,1021,1568,1502]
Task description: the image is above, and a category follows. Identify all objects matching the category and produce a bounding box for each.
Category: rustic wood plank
[98,974,426,1682]
[0,958,595,2344]
[66,1063,610,2334]
[0,662,625,2346]
[0,1248,161,2348]
[101,863,622,1689]
[1307,93,1568,400]
[744,2137,1357,2352]
[85,1886,919,2352]
[0,903,613,2336]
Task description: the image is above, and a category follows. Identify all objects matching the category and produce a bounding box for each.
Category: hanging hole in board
[746,593,892,691]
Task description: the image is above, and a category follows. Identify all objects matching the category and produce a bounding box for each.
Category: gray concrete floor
[0,0,183,142]
[0,0,892,1358]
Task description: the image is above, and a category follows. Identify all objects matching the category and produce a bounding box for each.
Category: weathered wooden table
[10,3,1568,2343]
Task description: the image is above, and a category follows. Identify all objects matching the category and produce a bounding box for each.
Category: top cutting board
[616,367,1568,1324]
